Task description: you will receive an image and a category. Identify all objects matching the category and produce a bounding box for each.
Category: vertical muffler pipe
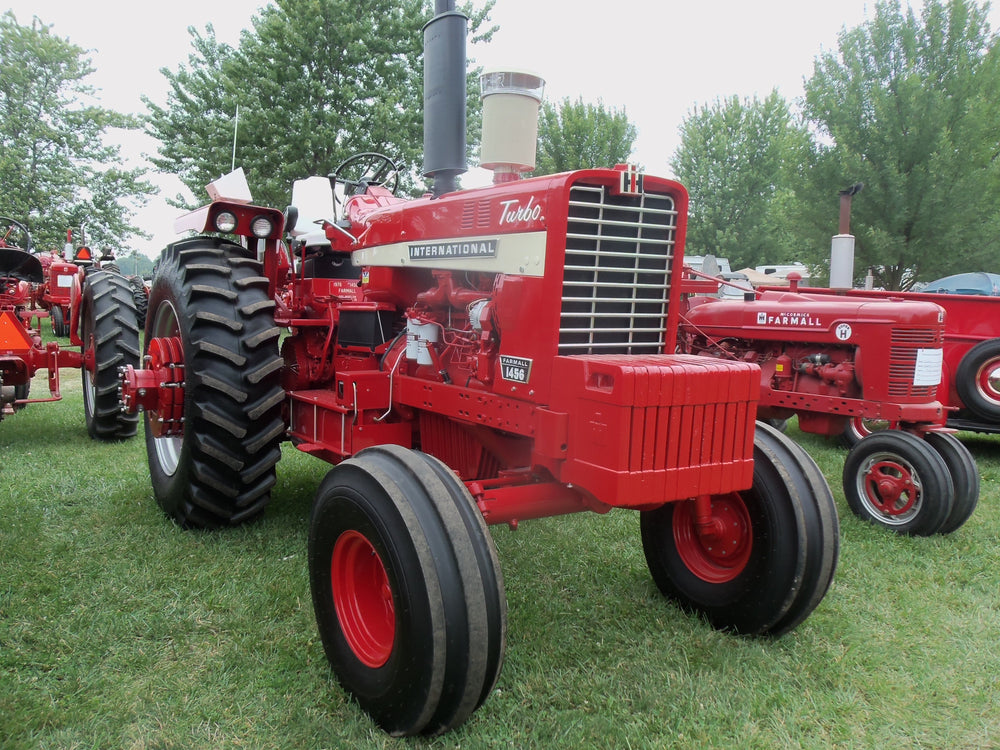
[830,183,863,290]
[423,0,468,197]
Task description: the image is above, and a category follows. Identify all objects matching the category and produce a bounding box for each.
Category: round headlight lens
[250,215,273,238]
[215,211,238,233]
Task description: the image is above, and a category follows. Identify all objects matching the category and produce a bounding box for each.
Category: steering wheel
[330,152,400,206]
[0,217,32,253]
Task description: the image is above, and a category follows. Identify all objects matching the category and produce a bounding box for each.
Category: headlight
[214,211,238,233]
[250,215,273,238]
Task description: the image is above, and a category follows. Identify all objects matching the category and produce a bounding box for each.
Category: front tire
[923,432,979,534]
[51,305,69,337]
[640,422,839,636]
[843,430,954,535]
[144,239,285,528]
[308,445,506,737]
[81,271,140,440]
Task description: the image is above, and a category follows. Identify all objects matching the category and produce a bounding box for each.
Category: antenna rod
[231,104,240,172]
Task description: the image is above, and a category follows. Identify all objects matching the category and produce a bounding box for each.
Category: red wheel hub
[331,530,395,668]
[119,336,185,436]
[862,459,917,516]
[673,494,753,583]
[976,358,1000,405]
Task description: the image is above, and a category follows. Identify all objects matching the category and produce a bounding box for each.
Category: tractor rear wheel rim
[149,301,182,476]
[976,358,1000,407]
[332,530,395,668]
[673,494,753,583]
[857,453,920,522]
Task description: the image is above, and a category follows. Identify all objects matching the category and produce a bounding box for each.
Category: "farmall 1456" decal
[499,355,532,383]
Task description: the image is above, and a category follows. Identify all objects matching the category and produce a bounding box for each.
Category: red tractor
[678,268,979,538]
[0,216,140,438]
[791,283,1000,438]
[118,2,838,736]
[29,236,78,337]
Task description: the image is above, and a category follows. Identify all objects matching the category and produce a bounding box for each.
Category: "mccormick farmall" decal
[756,310,824,328]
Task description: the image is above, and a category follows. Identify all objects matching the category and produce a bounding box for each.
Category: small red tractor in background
[117,1,839,737]
[0,216,140,439]
[29,233,79,337]
[795,283,1000,438]
[678,270,978,537]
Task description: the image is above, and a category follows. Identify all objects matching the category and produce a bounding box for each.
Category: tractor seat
[0,248,44,283]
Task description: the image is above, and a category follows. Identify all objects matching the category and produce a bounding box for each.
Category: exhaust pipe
[422,0,468,197]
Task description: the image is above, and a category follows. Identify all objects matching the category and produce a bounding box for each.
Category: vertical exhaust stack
[830,182,863,290]
[423,0,468,197]
[480,70,545,183]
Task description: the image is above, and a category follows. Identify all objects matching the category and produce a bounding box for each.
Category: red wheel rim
[861,459,918,517]
[672,495,753,583]
[976,357,1000,407]
[331,530,395,668]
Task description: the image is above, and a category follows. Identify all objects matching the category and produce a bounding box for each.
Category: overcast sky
[9,1,1000,256]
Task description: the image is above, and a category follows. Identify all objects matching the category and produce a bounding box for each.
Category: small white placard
[913,348,943,386]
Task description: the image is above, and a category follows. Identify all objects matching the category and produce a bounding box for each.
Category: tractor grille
[888,326,943,398]
[559,183,677,354]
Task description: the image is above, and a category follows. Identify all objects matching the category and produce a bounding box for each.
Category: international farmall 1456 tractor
[118,2,839,736]
[0,216,140,438]
[677,193,979,538]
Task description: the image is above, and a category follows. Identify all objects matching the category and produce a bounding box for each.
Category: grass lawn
[2,369,999,749]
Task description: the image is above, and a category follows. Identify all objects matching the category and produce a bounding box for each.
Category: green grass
[3,371,1000,749]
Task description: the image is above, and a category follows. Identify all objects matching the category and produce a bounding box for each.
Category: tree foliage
[670,91,808,271]
[670,0,1000,290]
[798,0,1000,289]
[146,0,495,211]
[0,11,154,252]
[534,97,637,175]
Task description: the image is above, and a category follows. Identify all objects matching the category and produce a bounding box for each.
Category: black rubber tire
[50,304,69,337]
[955,338,1000,422]
[843,431,954,535]
[308,445,506,737]
[80,271,140,440]
[144,239,284,528]
[924,432,980,534]
[12,381,29,412]
[640,422,839,636]
[127,275,148,329]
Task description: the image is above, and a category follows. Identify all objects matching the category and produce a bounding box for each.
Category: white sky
[9,0,1000,257]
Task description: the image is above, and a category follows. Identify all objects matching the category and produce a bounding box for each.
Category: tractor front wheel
[640,422,839,636]
[143,239,284,528]
[308,445,506,737]
[843,430,954,535]
[51,305,68,337]
[924,432,979,534]
[81,271,140,440]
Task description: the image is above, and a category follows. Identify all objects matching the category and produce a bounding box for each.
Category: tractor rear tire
[843,430,954,535]
[955,338,1000,422]
[308,445,506,737]
[924,432,979,534]
[144,239,284,528]
[127,276,148,329]
[81,271,140,440]
[640,422,839,636]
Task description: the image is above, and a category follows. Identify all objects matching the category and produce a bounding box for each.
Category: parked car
[921,272,1000,296]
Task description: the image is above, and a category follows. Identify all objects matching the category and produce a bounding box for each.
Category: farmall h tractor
[0,216,140,438]
[118,2,839,736]
[677,195,979,537]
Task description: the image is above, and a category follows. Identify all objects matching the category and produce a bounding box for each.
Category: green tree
[146,0,495,211]
[670,91,808,271]
[0,12,154,252]
[798,0,1000,289]
[534,97,636,175]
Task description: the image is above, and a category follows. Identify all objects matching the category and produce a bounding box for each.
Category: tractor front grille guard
[559,183,677,355]
[889,325,944,399]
